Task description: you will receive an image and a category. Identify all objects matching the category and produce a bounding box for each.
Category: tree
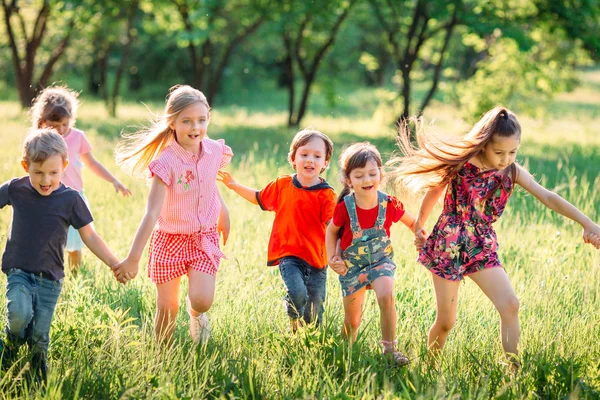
[279,0,356,127]
[2,0,79,107]
[369,0,460,123]
[168,0,267,105]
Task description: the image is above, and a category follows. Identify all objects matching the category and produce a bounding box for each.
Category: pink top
[148,138,233,235]
[62,128,92,192]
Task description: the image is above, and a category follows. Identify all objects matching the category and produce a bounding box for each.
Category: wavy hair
[30,85,79,128]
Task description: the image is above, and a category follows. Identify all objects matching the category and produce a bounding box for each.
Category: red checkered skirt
[148,228,224,284]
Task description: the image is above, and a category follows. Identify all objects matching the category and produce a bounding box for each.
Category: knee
[188,293,214,313]
[156,298,179,318]
[344,314,362,332]
[376,290,395,310]
[499,296,520,318]
[434,314,456,333]
[287,286,308,309]
[6,301,33,334]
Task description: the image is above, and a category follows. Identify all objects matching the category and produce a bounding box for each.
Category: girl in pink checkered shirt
[114,85,233,346]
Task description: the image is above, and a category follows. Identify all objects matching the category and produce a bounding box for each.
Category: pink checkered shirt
[149,138,233,234]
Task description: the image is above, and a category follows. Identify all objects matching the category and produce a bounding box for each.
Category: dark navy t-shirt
[0,177,93,281]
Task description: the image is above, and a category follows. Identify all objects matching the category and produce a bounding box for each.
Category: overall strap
[343,194,362,235]
[375,191,388,228]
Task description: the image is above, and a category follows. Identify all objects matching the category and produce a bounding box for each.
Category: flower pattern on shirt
[177,170,195,191]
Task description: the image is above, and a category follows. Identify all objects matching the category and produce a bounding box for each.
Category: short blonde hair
[288,128,334,173]
[30,85,79,128]
[22,128,68,165]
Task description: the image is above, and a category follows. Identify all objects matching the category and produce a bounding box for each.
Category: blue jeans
[278,256,327,326]
[1,269,63,376]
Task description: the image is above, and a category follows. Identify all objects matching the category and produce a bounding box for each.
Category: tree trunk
[108,1,138,117]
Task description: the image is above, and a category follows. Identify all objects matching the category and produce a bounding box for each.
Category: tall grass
[0,73,599,399]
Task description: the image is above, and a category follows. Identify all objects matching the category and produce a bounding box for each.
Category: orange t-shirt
[257,174,336,268]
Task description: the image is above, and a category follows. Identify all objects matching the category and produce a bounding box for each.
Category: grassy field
[0,71,599,399]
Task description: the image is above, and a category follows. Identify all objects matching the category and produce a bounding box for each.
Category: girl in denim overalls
[326,142,420,366]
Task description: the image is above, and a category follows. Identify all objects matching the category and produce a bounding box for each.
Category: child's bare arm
[326,221,348,275]
[78,224,119,268]
[217,170,259,205]
[400,211,428,248]
[113,176,167,282]
[216,187,230,245]
[516,164,600,248]
[415,184,446,232]
[81,152,132,196]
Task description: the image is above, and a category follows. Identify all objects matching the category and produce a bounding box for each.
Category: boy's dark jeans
[278,256,327,326]
[1,268,62,381]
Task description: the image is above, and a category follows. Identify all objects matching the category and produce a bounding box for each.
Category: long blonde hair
[388,107,521,195]
[116,85,210,178]
[30,85,79,128]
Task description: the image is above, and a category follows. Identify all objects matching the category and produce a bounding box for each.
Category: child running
[113,85,233,345]
[31,86,131,272]
[0,129,119,383]
[390,107,600,367]
[218,129,336,332]
[325,142,418,366]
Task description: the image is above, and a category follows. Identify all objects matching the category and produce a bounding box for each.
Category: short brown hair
[288,128,334,173]
[22,129,68,165]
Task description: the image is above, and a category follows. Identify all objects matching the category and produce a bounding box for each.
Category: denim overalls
[339,191,396,297]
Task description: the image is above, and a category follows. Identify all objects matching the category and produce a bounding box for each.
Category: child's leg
[155,277,182,344]
[187,269,216,314]
[278,258,308,329]
[187,269,215,344]
[27,276,63,382]
[342,287,367,344]
[304,267,327,326]
[370,276,396,343]
[68,250,82,272]
[429,273,460,351]
[2,270,34,368]
[469,268,520,358]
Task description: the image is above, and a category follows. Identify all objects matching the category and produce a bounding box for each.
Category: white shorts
[65,191,93,252]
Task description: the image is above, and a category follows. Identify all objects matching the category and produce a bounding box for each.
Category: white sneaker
[186,297,210,344]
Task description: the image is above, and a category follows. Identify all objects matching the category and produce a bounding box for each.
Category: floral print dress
[418,162,513,281]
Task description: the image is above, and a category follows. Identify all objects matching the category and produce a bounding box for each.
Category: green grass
[0,71,599,399]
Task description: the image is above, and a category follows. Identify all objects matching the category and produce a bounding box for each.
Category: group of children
[1,84,599,382]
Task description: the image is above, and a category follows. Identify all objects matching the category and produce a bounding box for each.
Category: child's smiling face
[347,159,382,197]
[293,137,329,187]
[21,154,67,196]
[170,102,210,154]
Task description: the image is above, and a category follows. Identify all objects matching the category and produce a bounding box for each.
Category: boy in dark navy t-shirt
[0,129,120,383]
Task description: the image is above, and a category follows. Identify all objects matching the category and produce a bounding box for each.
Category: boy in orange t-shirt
[218,129,335,331]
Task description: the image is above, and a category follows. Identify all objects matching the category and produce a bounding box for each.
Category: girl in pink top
[31,86,132,272]
[114,85,233,346]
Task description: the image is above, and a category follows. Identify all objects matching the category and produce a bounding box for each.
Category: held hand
[329,256,348,276]
[414,226,429,249]
[113,180,132,197]
[217,170,237,190]
[583,224,600,249]
[217,211,230,245]
[112,257,139,284]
